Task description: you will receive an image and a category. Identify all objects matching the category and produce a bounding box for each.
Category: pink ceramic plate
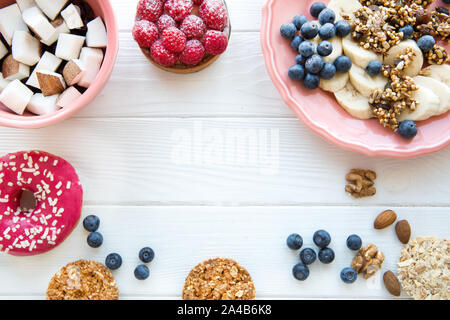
[261,0,450,158]
[0,0,118,129]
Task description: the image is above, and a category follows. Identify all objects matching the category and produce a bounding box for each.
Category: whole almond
[395,220,411,244]
[383,271,401,296]
[374,210,397,229]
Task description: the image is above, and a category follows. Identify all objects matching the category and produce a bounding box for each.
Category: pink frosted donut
[0,151,83,256]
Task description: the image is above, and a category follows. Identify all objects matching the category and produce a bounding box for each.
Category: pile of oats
[398,237,449,300]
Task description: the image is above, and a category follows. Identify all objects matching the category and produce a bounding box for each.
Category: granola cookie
[182,257,256,300]
[46,260,119,300]
[398,237,449,300]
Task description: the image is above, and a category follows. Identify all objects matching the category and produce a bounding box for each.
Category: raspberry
[180,15,206,39]
[164,0,193,22]
[157,14,177,32]
[136,0,164,22]
[199,0,228,31]
[203,30,228,55]
[180,39,205,65]
[133,20,160,48]
[151,40,179,66]
[161,26,187,53]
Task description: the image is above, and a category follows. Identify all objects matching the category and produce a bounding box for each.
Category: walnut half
[345,169,377,198]
[352,244,385,279]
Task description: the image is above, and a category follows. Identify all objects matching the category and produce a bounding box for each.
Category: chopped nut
[345,169,376,198]
[352,244,385,279]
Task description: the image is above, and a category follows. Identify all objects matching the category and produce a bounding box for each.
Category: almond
[395,220,411,244]
[374,209,397,229]
[383,271,401,296]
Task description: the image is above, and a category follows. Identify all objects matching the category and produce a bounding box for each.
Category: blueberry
[398,120,418,139]
[280,23,297,39]
[318,8,335,25]
[313,229,331,248]
[296,54,307,65]
[105,253,122,270]
[334,55,352,73]
[288,64,306,81]
[310,2,326,18]
[417,35,435,52]
[399,25,414,40]
[286,233,303,250]
[346,234,362,250]
[299,248,317,265]
[340,267,358,284]
[305,54,324,74]
[290,35,303,51]
[83,215,100,232]
[335,20,351,37]
[87,232,103,248]
[298,40,315,57]
[292,263,310,281]
[303,73,320,89]
[318,247,335,264]
[292,14,308,30]
[134,264,150,280]
[317,40,333,56]
[300,21,319,40]
[139,247,155,263]
[319,23,336,40]
[366,60,382,76]
[320,62,336,79]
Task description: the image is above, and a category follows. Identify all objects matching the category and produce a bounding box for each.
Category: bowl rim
[0,0,119,129]
[260,0,450,159]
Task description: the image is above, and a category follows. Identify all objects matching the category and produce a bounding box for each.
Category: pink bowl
[0,0,119,128]
[261,0,450,158]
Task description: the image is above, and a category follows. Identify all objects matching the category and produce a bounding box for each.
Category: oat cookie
[398,237,449,300]
[182,257,256,300]
[46,260,119,300]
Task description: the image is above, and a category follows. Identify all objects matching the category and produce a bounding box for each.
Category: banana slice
[334,82,374,119]
[312,36,343,63]
[398,85,441,121]
[349,64,388,98]
[413,76,450,116]
[319,72,349,92]
[421,64,450,87]
[327,0,362,20]
[384,40,423,77]
[342,36,383,69]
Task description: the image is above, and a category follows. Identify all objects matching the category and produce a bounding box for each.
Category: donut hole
[18,189,37,212]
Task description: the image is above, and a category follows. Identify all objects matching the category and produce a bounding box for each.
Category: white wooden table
[0,0,448,300]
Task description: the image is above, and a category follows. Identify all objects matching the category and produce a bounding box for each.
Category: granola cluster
[415,6,450,42]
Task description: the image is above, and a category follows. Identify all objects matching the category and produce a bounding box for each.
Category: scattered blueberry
[139,247,155,263]
[280,23,297,39]
[87,232,103,248]
[318,8,335,25]
[286,233,304,250]
[291,35,303,51]
[301,21,319,40]
[313,230,331,248]
[366,60,382,76]
[134,264,150,280]
[303,73,320,89]
[288,64,306,81]
[317,40,333,56]
[340,267,358,284]
[319,23,336,40]
[299,248,317,265]
[296,54,307,65]
[399,25,414,40]
[292,263,310,281]
[83,215,100,232]
[320,62,336,79]
[299,40,315,57]
[318,247,335,264]
[105,253,122,270]
[305,54,324,74]
[398,120,418,139]
[346,234,362,251]
[292,14,308,30]
[417,35,435,52]
[334,55,352,73]
[310,2,326,18]
[335,20,351,37]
